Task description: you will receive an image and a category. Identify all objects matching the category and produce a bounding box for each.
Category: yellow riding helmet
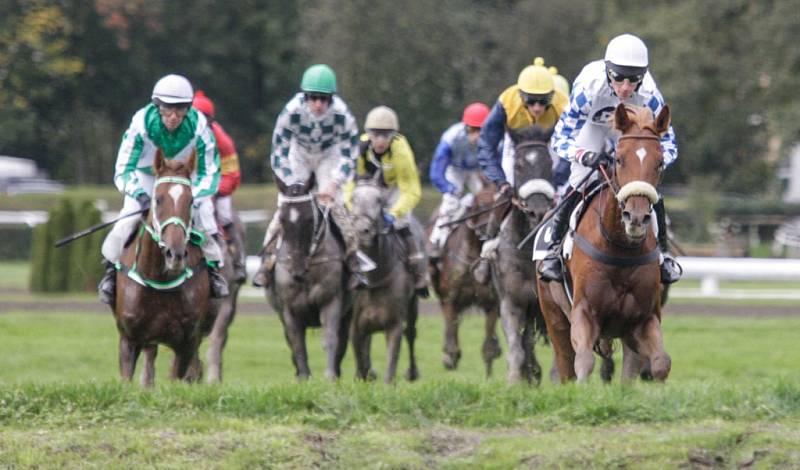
[517,57,554,95]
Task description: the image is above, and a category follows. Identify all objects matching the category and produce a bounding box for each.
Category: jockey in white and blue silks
[428,102,490,258]
[98,74,228,304]
[538,33,682,284]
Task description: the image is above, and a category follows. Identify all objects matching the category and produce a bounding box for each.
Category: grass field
[1,304,799,468]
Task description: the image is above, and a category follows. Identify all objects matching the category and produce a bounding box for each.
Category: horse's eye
[156,196,164,205]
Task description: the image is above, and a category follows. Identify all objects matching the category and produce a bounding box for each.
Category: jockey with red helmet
[428,102,491,259]
[192,90,246,282]
[98,74,228,304]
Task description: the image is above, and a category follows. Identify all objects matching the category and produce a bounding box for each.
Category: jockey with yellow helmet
[252,64,368,289]
[98,74,228,304]
[539,33,681,284]
[347,105,429,297]
[428,102,491,259]
[472,57,569,283]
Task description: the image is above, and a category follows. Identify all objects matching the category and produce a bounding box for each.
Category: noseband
[514,141,555,213]
[144,176,193,248]
[602,133,662,206]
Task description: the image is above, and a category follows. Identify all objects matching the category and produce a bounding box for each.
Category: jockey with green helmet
[98,74,229,304]
[252,64,368,289]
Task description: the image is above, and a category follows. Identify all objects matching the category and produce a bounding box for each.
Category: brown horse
[113,151,210,386]
[427,189,502,377]
[537,104,672,383]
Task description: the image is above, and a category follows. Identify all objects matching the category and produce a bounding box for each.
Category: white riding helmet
[152,74,193,104]
[364,106,399,131]
[604,34,648,68]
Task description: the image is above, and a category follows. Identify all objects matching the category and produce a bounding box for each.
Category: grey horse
[267,174,351,381]
[349,173,420,383]
[486,126,555,384]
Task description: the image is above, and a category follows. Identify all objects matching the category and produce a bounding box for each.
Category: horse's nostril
[622,211,632,223]
[643,214,652,225]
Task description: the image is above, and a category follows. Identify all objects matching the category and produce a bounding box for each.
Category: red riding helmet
[192,90,215,118]
[462,102,490,128]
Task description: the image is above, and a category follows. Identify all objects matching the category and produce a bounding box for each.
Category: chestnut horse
[427,189,501,377]
[537,104,672,383]
[113,151,210,386]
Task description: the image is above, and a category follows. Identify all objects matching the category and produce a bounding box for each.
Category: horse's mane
[509,125,554,145]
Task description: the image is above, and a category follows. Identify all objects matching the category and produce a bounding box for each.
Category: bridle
[144,176,193,248]
[513,140,555,216]
[277,191,326,259]
[599,132,662,208]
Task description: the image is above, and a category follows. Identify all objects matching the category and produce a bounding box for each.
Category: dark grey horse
[488,126,555,384]
[267,175,351,381]
[349,173,420,383]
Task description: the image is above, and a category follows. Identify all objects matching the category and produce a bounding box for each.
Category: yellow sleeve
[387,136,421,219]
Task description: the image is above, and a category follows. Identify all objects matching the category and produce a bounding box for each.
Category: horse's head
[509,126,556,222]
[612,104,670,241]
[275,173,318,281]
[151,150,195,273]
[350,171,385,248]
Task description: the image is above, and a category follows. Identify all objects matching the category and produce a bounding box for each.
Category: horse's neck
[503,207,530,244]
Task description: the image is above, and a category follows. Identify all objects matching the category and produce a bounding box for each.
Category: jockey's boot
[399,227,430,298]
[471,204,504,286]
[472,258,491,285]
[98,259,117,305]
[208,262,230,298]
[252,238,278,288]
[538,189,581,282]
[223,222,247,284]
[654,198,683,284]
[345,252,369,290]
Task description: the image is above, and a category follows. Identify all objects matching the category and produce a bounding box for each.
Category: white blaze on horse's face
[636,147,647,163]
[168,184,185,212]
[288,207,299,224]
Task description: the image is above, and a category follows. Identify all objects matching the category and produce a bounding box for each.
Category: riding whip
[53,208,148,248]
[516,167,598,250]
[437,197,511,228]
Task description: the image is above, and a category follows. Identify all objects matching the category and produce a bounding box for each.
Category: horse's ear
[654,105,671,137]
[187,150,196,174]
[507,128,522,144]
[544,125,555,142]
[614,104,634,133]
[273,171,288,194]
[154,149,165,174]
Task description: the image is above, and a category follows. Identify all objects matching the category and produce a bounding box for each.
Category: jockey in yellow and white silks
[252,64,367,289]
[98,74,228,304]
[345,105,429,297]
[539,33,682,284]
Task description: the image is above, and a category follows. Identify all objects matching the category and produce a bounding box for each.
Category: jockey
[427,102,491,259]
[539,33,682,284]
[192,90,247,283]
[349,105,429,298]
[251,64,367,289]
[98,74,229,304]
[473,57,570,283]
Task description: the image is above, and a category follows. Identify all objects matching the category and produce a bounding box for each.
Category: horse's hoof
[367,369,378,381]
[442,352,460,370]
[405,367,420,382]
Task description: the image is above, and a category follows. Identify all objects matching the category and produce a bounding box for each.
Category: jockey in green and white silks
[252,64,368,289]
[99,74,228,304]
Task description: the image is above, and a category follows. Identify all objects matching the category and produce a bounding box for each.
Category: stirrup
[660,256,683,284]
[538,253,564,282]
[209,269,230,298]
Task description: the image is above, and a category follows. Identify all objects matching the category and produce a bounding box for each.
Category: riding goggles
[305,92,332,103]
[157,103,190,117]
[520,91,553,106]
[366,129,396,140]
[607,68,644,85]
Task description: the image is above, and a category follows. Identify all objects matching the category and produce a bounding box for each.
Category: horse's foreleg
[441,301,462,371]
[630,314,671,381]
[281,309,310,381]
[404,298,419,382]
[118,335,140,382]
[351,321,373,381]
[172,346,196,382]
[539,279,575,383]
[499,299,524,384]
[319,298,344,381]
[384,322,403,384]
[206,301,234,384]
[521,313,542,386]
[333,304,351,379]
[621,341,647,383]
[482,306,502,378]
[570,302,599,383]
[139,344,158,387]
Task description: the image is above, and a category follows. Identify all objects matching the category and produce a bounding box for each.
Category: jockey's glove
[136,193,151,212]
[580,151,611,170]
[382,211,395,231]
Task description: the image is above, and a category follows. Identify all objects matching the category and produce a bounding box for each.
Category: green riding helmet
[300,64,337,94]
